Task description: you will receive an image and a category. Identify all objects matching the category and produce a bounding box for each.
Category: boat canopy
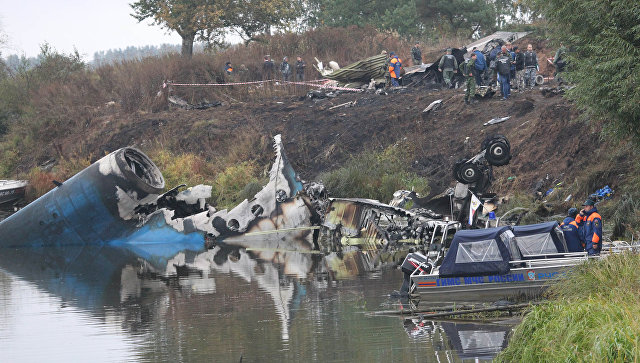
[439,226,513,277]
[512,221,567,257]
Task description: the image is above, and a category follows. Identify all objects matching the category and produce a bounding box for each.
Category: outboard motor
[400,252,432,295]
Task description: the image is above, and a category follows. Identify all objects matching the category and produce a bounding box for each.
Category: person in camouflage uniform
[411,42,422,65]
[460,53,478,104]
[438,48,458,88]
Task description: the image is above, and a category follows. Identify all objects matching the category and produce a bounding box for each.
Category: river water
[0,213,514,362]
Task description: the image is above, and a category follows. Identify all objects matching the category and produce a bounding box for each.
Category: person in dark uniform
[263,55,274,80]
[576,199,603,255]
[560,207,584,252]
[411,42,422,65]
[496,46,514,100]
[295,56,306,82]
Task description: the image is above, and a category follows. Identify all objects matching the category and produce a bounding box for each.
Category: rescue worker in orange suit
[560,207,584,252]
[225,62,233,75]
[576,199,602,255]
[388,52,402,87]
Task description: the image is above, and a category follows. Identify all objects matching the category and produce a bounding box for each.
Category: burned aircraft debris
[463,31,530,58]
[319,197,461,272]
[386,135,512,228]
[316,53,388,84]
[475,86,496,99]
[422,99,443,113]
[0,135,316,256]
[484,116,511,126]
[169,95,222,110]
[0,130,513,278]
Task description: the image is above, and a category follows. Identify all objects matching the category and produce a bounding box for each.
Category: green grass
[317,143,429,203]
[496,252,640,362]
[146,148,266,210]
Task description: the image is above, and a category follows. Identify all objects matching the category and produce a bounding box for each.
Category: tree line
[130,0,534,58]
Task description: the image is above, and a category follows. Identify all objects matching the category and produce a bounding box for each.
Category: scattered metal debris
[475,86,496,99]
[307,90,337,99]
[329,100,357,110]
[318,197,460,272]
[169,96,221,110]
[314,57,340,76]
[483,116,511,126]
[316,53,388,84]
[463,31,531,58]
[540,85,574,97]
[422,99,443,113]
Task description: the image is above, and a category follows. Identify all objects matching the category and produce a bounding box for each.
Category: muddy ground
[54,77,617,212]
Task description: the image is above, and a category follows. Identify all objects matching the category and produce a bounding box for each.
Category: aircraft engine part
[0,148,165,247]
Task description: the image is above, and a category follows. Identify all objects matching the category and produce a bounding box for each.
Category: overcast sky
[0,0,183,60]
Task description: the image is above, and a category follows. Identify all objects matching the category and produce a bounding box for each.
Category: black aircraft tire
[485,140,511,166]
[453,158,469,183]
[481,134,510,150]
[460,163,481,184]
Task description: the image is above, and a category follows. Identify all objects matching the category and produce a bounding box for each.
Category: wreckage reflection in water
[0,238,511,362]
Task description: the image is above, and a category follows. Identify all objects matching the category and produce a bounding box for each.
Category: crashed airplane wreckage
[0,134,512,275]
[316,134,512,273]
[0,135,318,261]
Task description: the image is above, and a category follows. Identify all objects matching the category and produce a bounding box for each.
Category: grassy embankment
[496,252,640,362]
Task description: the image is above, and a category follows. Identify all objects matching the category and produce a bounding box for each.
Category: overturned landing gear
[483,134,511,166]
[454,134,512,186]
[454,159,481,184]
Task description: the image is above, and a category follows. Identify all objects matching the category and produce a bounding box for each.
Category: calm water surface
[0,214,513,362]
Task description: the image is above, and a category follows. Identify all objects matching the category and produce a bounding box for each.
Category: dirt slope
[55,81,610,209]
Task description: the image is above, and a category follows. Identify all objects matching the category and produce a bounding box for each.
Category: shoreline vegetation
[496,252,640,362]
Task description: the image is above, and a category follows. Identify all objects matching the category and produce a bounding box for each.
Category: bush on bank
[318,143,429,202]
[496,252,640,362]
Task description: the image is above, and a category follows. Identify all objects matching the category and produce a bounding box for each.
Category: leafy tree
[0,55,7,81]
[379,0,421,37]
[223,0,304,44]
[0,25,7,49]
[130,0,227,57]
[33,43,85,83]
[309,0,421,38]
[131,0,302,57]
[310,0,503,38]
[529,0,640,141]
[417,0,498,38]
[310,0,382,28]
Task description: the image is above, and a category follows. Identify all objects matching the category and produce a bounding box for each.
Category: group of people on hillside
[261,55,306,82]
[560,198,603,256]
[225,55,307,82]
[457,42,541,102]
[387,42,546,103]
[226,41,566,96]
